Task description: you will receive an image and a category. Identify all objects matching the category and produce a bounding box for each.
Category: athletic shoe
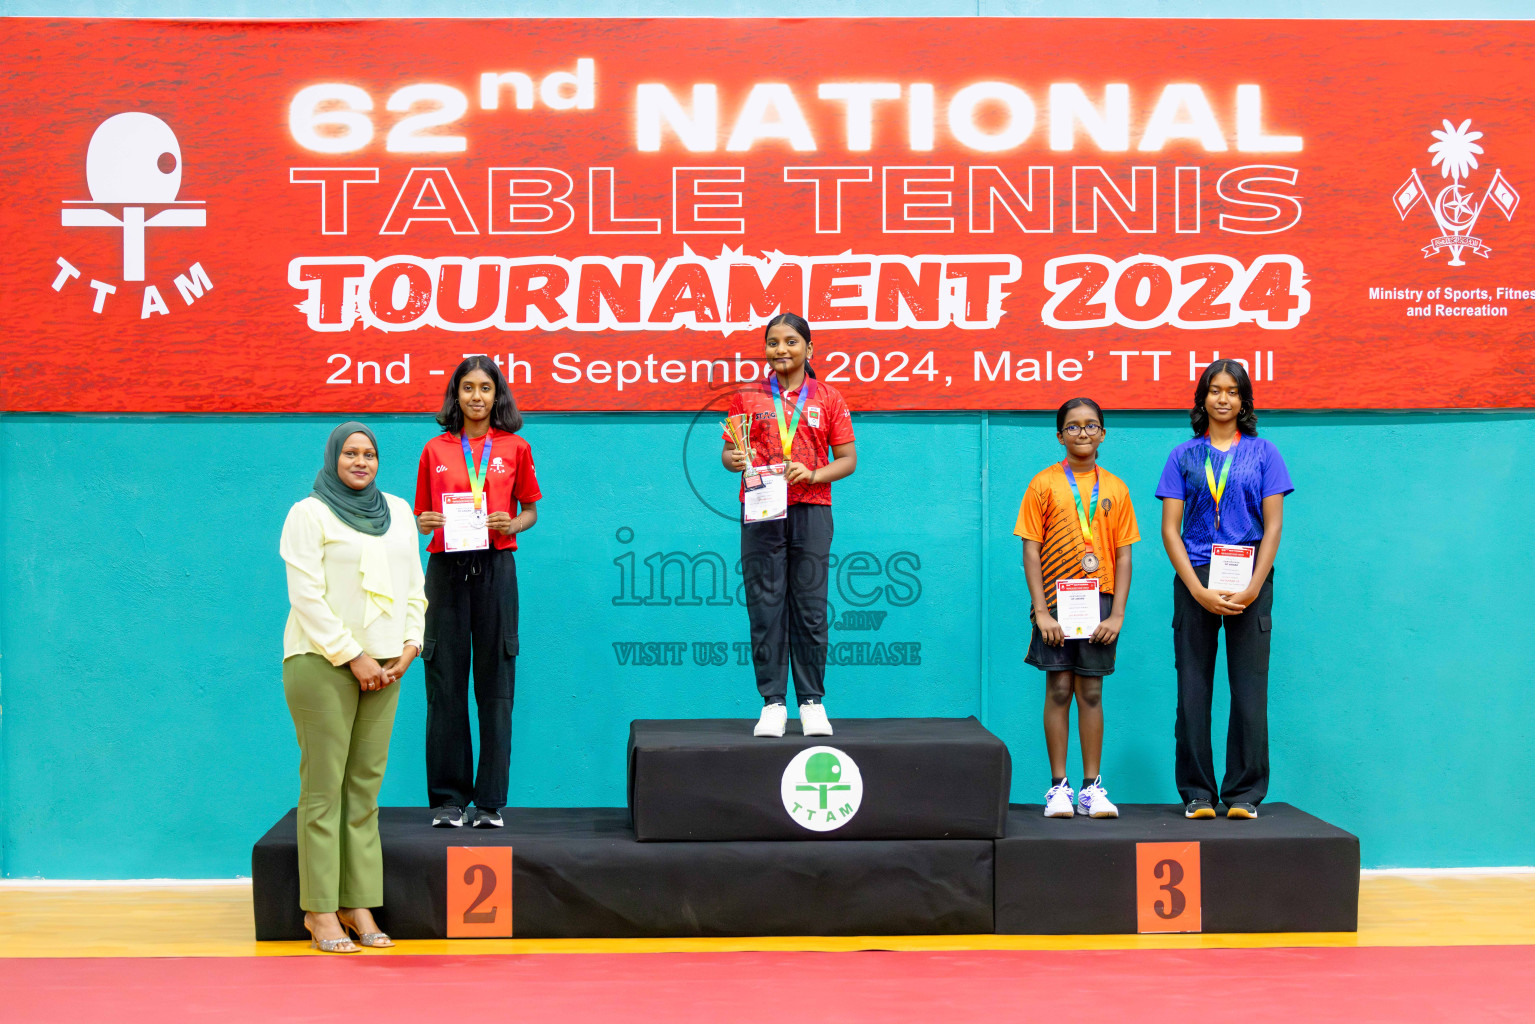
[472,808,504,828]
[1076,777,1119,818]
[754,702,788,737]
[432,805,466,828]
[1226,802,1258,819]
[799,702,833,737]
[1184,800,1216,819]
[1044,781,1075,818]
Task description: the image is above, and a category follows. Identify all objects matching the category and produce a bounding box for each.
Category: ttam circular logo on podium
[780,746,863,831]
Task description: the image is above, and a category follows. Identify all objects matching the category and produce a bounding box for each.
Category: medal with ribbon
[1203,435,1238,533]
[461,433,493,511]
[769,375,813,464]
[1062,460,1101,572]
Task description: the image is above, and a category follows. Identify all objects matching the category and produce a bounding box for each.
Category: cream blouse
[280,494,427,666]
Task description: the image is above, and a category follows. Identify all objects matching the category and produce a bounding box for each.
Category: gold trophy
[722,413,756,481]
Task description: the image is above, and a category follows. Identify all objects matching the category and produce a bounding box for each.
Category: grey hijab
[310,421,391,536]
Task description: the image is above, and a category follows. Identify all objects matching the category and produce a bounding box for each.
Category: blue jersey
[1155,435,1293,565]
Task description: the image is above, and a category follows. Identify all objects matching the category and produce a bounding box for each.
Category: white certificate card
[742,464,788,523]
[1208,543,1255,592]
[1055,578,1101,639]
[442,491,490,552]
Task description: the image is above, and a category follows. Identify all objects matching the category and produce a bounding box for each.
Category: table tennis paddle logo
[51,111,214,318]
[780,746,863,832]
[1392,118,1519,266]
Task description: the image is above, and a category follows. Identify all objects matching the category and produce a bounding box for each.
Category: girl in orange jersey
[1015,398,1140,819]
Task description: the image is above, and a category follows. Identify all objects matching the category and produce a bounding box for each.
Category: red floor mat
[3,946,1530,1024]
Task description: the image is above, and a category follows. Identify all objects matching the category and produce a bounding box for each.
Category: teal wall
[4,1,1534,877]
[3,411,1534,875]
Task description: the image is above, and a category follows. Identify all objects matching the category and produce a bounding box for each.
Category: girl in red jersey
[722,313,857,738]
[413,356,541,829]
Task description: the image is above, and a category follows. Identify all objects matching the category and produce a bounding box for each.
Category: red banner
[3,18,1534,412]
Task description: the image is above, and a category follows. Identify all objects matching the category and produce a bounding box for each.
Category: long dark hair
[1190,359,1258,437]
[437,355,524,434]
[1056,397,1104,433]
[764,312,816,379]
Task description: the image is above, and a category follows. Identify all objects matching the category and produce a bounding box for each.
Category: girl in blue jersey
[1156,360,1293,820]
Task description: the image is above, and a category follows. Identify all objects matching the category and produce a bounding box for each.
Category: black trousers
[741,503,832,704]
[423,547,518,811]
[1172,564,1274,807]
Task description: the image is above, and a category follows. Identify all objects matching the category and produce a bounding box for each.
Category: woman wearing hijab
[279,423,427,952]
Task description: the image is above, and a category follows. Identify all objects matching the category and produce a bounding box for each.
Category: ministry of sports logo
[780,746,863,832]
[1393,118,1520,266]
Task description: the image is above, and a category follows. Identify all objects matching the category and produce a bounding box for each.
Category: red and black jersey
[725,378,855,506]
[414,429,542,552]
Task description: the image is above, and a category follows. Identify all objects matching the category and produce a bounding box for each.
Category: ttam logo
[780,745,863,832]
[51,111,214,318]
[63,113,204,281]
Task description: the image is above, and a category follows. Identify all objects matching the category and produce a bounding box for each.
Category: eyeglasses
[1062,423,1103,436]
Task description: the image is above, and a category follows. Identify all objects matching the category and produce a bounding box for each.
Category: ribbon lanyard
[769,376,812,463]
[1203,434,1238,532]
[461,433,493,510]
[1061,460,1100,554]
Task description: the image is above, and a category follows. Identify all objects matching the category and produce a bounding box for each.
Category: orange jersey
[1014,463,1139,608]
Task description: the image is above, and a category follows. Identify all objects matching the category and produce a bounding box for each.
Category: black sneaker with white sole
[1184,799,1217,819]
[1226,802,1258,819]
[472,808,504,828]
[432,805,466,828]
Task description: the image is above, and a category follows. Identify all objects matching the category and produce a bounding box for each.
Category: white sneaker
[1077,776,1119,818]
[799,702,833,736]
[1044,781,1075,818]
[753,703,788,737]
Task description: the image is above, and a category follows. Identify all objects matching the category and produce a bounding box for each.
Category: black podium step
[627,717,1011,841]
[252,807,994,940]
[995,803,1360,934]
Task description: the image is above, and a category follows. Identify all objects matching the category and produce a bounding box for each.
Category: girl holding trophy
[722,314,857,738]
[413,357,542,829]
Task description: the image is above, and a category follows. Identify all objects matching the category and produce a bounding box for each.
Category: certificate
[1208,543,1255,592]
[742,463,788,523]
[442,491,490,552]
[1055,578,1101,639]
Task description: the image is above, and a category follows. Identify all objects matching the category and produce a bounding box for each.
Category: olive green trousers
[282,653,400,912]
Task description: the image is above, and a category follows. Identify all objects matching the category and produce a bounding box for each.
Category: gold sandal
[338,910,394,948]
[304,916,360,954]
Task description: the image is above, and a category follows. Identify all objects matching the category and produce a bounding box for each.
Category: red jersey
[414,428,542,552]
[724,377,855,506]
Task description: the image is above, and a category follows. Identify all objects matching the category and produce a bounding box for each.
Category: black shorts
[1024,593,1118,676]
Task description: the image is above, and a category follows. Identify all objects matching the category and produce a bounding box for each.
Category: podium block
[252,807,994,940]
[994,803,1360,934]
[627,718,1011,841]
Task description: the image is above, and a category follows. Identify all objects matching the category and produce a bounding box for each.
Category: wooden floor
[1,872,1532,958]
